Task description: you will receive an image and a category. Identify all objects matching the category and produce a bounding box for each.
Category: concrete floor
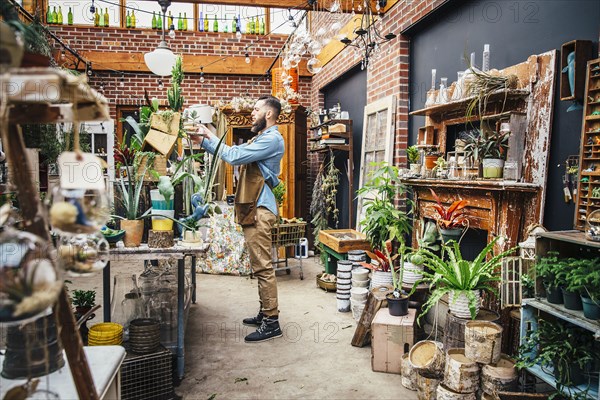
[71,255,418,400]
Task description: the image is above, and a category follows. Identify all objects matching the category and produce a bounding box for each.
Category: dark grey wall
[408,0,599,231]
[323,65,367,229]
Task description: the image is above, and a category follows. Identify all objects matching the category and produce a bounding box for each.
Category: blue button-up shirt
[201,125,284,216]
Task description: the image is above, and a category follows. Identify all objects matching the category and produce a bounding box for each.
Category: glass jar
[57,233,109,275]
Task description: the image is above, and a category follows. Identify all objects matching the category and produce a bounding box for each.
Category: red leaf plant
[429,188,469,229]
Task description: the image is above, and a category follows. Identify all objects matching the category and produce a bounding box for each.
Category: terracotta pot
[425,155,438,170]
[121,219,144,247]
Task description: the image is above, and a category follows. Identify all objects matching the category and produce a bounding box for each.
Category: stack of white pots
[347,250,367,263]
[336,260,353,312]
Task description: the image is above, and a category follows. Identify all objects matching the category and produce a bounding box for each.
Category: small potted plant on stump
[406,145,421,175]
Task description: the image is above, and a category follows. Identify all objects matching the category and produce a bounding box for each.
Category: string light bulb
[288,10,295,28]
[168,26,176,39]
[245,52,250,64]
[200,68,205,83]
[236,26,242,40]
[119,74,125,87]
[89,0,95,14]
[158,79,164,89]
[61,50,65,59]
[86,62,93,76]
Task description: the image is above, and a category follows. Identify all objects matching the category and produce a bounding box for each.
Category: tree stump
[436,383,477,400]
[444,349,480,394]
[401,353,418,391]
[416,372,442,400]
[409,340,445,377]
[464,321,503,365]
[481,355,518,395]
[148,230,174,248]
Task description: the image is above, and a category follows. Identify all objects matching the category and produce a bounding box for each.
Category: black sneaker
[244,318,282,343]
[242,312,264,326]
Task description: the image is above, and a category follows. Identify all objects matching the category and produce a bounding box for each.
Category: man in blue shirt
[197,96,285,342]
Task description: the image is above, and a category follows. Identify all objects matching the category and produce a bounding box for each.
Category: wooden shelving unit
[574,58,600,230]
[519,231,600,399]
[308,119,354,227]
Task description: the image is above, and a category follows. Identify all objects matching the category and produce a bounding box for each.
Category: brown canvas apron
[234,161,266,226]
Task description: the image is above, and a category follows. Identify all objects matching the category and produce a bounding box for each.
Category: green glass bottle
[51,6,58,24]
[103,8,109,27]
[46,5,51,24]
[255,17,259,34]
[224,16,228,33]
[260,17,265,35]
[232,16,236,33]
[213,15,218,32]
[203,15,208,32]
[131,10,136,28]
[249,16,254,34]
[157,12,162,30]
[183,12,187,30]
[126,11,130,28]
[94,9,99,26]
[151,12,156,29]
[67,7,73,25]
[177,13,183,30]
[57,6,63,24]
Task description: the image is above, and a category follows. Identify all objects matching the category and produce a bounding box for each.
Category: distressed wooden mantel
[406,50,557,252]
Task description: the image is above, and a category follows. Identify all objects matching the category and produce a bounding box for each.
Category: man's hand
[188,124,214,145]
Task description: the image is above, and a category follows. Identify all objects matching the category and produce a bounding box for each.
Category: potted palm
[406,145,421,175]
[412,236,516,321]
[429,188,468,243]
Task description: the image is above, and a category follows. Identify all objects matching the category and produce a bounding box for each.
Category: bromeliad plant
[429,188,468,230]
[412,236,516,322]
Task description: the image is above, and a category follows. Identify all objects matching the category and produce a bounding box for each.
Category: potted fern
[534,252,565,305]
[412,236,515,321]
[566,256,600,319]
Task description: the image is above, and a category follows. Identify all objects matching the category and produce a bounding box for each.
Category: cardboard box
[142,128,178,156]
[371,307,416,374]
[150,112,180,136]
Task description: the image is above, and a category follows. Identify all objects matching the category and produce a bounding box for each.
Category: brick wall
[49,26,311,122]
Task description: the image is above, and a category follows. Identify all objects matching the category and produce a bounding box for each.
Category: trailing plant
[357,162,412,250]
[71,289,96,309]
[429,188,468,230]
[412,236,516,322]
[310,154,340,254]
[407,145,420,164]
[516,319,598,399]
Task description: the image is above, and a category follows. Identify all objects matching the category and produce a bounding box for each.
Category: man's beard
[251,115,267,133]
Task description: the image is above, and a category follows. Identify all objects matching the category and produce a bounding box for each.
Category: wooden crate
[371,307,416,374]
[318,229,370,253]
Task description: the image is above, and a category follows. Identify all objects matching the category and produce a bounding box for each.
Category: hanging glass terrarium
[0,227,62,326]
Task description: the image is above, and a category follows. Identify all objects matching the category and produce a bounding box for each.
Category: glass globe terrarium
[585,209,600,242]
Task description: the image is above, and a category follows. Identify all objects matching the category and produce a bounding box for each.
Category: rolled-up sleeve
[201,132,280,166]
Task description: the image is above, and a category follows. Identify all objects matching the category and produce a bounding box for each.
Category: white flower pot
[402,262,424,284]
[448,290,481,319]
[370,270,393,290]
[482,158,505,179]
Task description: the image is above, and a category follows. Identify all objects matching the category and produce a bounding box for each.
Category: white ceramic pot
[336,277,351,285]
[448,290,481,319]
[337,283,352,291]
[402,262,424,284]
[347,250,367,262]
[337,271,352,280]
[350,287,368,302]
[351,279,370,288]
[337,298,350,312]
[337,260,353,272]
[370,270,393,290]
[352,268,370,281]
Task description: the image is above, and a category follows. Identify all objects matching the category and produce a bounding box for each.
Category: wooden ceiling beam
[79,50,310,76]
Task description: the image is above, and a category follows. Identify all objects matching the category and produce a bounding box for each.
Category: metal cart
[271,222,306,280]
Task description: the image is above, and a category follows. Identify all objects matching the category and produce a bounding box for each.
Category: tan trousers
[243,207,279,317]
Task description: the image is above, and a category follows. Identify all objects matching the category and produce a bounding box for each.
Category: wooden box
[150,112,181,136]
[142,129,178,156]
[318,229,370,254]
[371,308,416,374]
[560,40,593,101]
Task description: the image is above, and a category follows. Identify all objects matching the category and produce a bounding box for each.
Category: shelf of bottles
[45,5,266,34]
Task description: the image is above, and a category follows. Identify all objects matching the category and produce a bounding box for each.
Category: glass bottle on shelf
[157,12,162,29]
[232,16,236,33]
[103,8,109,27]
[125,11,131,28]
[183,12,187,30]
[46,5,52,24]
[51,6,58,24]
[168,11,173,30]
[199,12,203,32]
[224,16,228,33]
[94,9,99,26]
[57,6,63,25]
[203,14,209,32]
[177,13,183,30]
[131,10,136,27]
[67,7,73,25]
[213,15,218,32]
[151,12,157,29]
[260,17,265,35]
